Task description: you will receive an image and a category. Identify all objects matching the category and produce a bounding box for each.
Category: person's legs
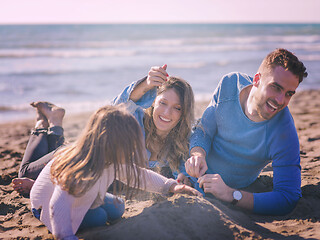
[32,101,65,152]
[47,126,64,152]
[15,130,62,194]
[15,128,51,194]
[78,193,125,231]
[13,102,65,195]
[101,193,125,222]
[18,102,65,179]
[18,131,49,179]
[19,128,64,180]
[18,104,50,179]
[19,151,56,180]
[78,207,108,230]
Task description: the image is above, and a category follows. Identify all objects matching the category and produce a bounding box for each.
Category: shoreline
[1,89,320,239]
[0,85,318,125]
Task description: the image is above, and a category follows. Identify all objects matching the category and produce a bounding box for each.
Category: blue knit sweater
[190,72,301,215]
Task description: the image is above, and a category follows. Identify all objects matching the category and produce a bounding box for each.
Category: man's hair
[259,48,308,83]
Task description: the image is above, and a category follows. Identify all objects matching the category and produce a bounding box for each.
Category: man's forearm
[230,190,254,211]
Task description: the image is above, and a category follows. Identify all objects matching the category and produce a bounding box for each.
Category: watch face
[233,190,242,201]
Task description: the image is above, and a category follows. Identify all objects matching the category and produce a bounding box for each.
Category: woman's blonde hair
[144,76,194,171]
[51,104,147,198]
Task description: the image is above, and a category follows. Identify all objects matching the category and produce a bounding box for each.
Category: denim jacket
[112,78,199,189]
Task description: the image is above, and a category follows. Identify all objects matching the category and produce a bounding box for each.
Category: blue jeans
[79,193,125,230]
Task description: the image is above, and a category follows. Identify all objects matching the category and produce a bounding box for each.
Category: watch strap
[231,198,239,205]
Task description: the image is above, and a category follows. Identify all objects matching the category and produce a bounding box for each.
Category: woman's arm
[112,65,168,108]
[130,65,168,102]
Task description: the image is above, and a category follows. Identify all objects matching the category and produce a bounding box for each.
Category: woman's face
[152,88,182,138]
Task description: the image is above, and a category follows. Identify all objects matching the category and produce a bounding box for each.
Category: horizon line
[0,21,320,26]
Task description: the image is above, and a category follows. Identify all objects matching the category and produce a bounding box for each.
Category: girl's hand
[146,64,169,89]
[176,173,192,186]
[169,183,202,197]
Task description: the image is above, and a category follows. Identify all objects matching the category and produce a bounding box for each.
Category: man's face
[251,66,299,121]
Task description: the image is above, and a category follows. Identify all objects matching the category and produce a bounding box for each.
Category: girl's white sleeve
[49,185,79,240]
[117,165,176,194]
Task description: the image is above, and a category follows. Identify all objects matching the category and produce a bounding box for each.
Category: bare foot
[12,178,35,195]
[31,102,65,127]
[31,103,49,129]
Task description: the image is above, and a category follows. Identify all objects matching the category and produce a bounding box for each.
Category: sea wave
[0,104,30,112]
[170,62,207,69]
[0,40,134,49]
[0,69,95,76]
[1,34,319,59]
[2,43,316,60]
[0,63,207,76]
[1,24,319,124]
[1,34,319,48]
[0,48,137,58]
[300,54,320,61]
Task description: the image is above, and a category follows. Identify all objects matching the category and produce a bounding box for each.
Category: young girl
[113,65,197,186]
[30,104,200,239]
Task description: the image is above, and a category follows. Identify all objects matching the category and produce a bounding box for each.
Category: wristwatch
[231,190,242,205]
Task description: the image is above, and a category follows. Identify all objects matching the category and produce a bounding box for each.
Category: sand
[1,90,320,240]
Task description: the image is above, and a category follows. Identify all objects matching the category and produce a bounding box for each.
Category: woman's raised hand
[146,64,169,89]
[129,64,169,102]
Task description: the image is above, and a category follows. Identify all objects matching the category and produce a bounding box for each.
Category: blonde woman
[30,104,200,239]
[113,65,198,188]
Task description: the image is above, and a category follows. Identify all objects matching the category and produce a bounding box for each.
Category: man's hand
[198,174,233,203]
[185,147,208,178]
[169,183,202,197]
[176,173,191,186]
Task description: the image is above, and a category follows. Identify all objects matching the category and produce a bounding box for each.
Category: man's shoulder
[220,72,252,84]
[267,107,300,165]
[215,72,252,101]
[268,107,298,141]
[271,107,295,128]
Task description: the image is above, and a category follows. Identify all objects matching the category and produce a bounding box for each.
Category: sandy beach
[1,89,320,240]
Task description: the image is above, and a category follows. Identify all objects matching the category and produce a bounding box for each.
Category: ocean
[1,23,320,123]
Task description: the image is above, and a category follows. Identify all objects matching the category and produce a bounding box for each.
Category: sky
[0,0,319,24]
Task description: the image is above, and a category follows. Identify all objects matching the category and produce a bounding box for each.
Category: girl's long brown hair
[143,76,194,171]
[50,105,147,198]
